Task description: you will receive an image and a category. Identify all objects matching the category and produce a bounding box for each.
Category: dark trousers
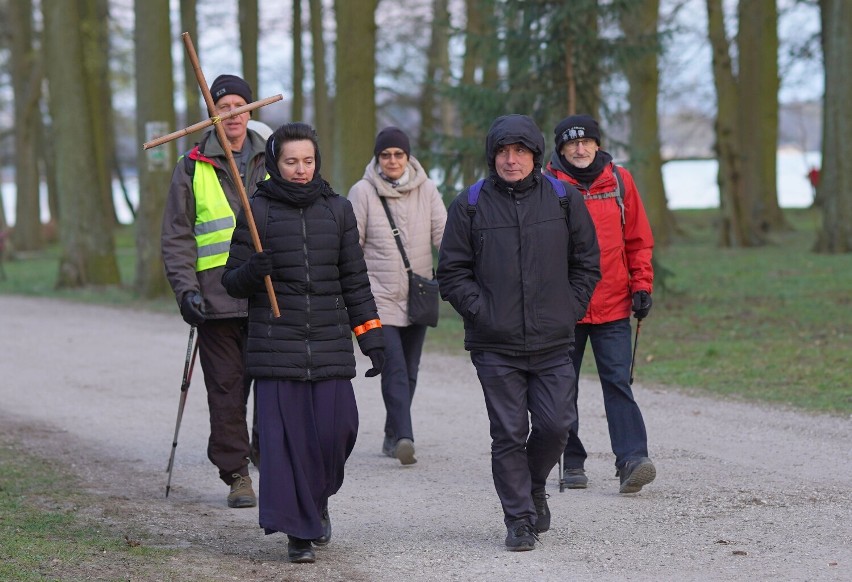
[380,324,428,442]
[471,347,576,525]
[197,318,253,484]
[563,318,649,471]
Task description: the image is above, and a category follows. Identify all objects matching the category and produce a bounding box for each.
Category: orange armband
[352,319,382,336]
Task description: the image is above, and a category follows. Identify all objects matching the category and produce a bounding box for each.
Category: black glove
[632,290,652,320]
[247,250,274,281]
[180,292,206,326]
[365,349,385,377]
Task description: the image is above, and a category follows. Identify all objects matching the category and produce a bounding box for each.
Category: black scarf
[255,136,334,207]
[550,149,613,188]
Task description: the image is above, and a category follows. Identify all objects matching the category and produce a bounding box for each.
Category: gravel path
[1,295,850,581]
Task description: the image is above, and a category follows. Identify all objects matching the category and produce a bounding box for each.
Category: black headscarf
[255,131,335,208]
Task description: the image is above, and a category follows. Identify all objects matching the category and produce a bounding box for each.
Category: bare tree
[814,0,852,253]
[418,0,450,160]
[292,0,304,120]
[239,0,259,94]
[618,0,675,246]
[180,0,202,149]
[42,0,120,287]
[133,0,175,297]
[9,0,43,251]
[333,0,378,191]
[309,0,332,171]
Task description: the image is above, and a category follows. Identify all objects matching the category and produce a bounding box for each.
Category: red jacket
[546,160,654,324]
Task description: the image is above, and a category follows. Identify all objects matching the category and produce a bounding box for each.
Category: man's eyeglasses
[563,138,596,151]
[379,151,406,161]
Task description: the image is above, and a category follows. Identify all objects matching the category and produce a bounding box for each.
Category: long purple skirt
[256,378,358,540]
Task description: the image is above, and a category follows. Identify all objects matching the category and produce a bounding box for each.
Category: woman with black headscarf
[222,122,385,564]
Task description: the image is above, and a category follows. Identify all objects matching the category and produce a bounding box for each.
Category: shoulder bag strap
[378,195,412,273]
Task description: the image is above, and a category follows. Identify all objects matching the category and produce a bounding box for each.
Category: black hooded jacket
[437,114,601,355]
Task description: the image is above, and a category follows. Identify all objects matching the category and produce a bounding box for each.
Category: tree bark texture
[292,0,304,120]
[707,0,761,247]
[9,0,44,251]
[133,0,175,297]
[619,0,675,246]
[180,0,202,150]
[333,0,378,192]
[309,0,333,174]
[814,0,852,253]
[43,0,120,287]
[239,0,259,97]
[737,0,786,234]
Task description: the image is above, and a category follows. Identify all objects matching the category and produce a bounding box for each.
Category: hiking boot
[505,518,538,551]
[313,505,332,546]
[393,438,417,465]
[287,536,316,563]
[227,473,257,508]
[618,457,656,494]
[562,467,589,489]
[532,490,551,533]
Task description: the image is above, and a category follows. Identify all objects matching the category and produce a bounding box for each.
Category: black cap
[554,114,601,150]
[373,126,411,159]
[210,74,253,105]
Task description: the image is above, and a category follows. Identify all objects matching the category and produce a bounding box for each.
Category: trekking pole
[165,327,200,497]
[558,453,566,492]
[629,318,643,385]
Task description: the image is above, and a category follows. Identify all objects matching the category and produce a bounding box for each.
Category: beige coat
[347,156,447,327]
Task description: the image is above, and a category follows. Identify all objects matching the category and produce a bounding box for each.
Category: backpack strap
[466,179,487,215]
[611,165,626,227]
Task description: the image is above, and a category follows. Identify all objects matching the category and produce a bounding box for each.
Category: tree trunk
[239,0,260,96]
[134,0,175,297]
[333,0,377,191]
[80,0,118,228]
[737,0,786,235]
[707,0,761,247]
[43,0,120,287]
[180,0,202,150]
[814,0,852,253]
[619,0,675,246]
[9,0,43,251]
[418,0,450,160]
[309,0,333,174]
[292,0,304,120]
[570,0,601,119]
[460,0,486,186]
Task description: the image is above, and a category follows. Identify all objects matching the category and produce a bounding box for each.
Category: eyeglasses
[379,151,406,161]
[563,138,596,151]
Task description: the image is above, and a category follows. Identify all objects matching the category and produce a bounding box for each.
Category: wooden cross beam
[143,32,282,317]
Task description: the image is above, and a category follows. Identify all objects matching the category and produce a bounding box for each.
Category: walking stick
[165,327,200,497]
[629,318,643,386]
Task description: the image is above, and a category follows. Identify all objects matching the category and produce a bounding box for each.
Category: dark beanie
[554,114,601,150]
[373,126,411,158]
[210,74,253,105]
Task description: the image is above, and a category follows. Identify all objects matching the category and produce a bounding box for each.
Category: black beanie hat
[373,126,411,159]
[554,114,601,150]
[210,74,253,105]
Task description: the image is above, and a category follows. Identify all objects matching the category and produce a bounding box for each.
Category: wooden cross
[143,32,282,317]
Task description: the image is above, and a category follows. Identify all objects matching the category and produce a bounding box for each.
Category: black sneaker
[381,435,395,458]
[313,505,331,546]
[561,467,589,489]
[505,518,538,551]
[532,490,550,533]
[287,536,316,563]
[618,457,656,494]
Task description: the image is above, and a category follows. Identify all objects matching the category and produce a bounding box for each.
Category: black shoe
[287,536,316,563]
[313,505,332,546]
[532,490,550,533]
[382,435,395,458]
[505,518,538,551]
[561,467,589,489]
[619,457,656,494]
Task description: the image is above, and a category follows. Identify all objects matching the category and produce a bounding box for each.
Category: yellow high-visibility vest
[193,162,235,272]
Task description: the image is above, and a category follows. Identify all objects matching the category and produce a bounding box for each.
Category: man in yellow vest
[161,74,267,508]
